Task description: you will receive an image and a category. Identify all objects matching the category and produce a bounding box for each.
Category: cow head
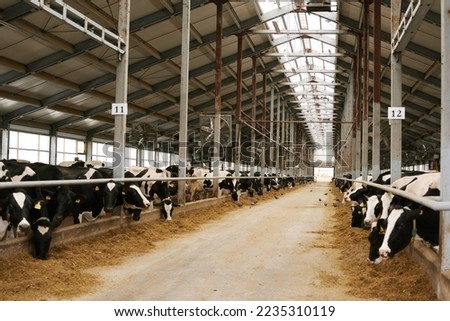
[378,206,419,259]
[103,181,121,214]
[31,216,52,260]
[218,176,240,201]
[364,194,382,227]
[161,198,174,221]
[344,185,367,202]
[367,219,387,264]
[122,184,152,221]
[6,191,32,236]
[42,186,76,228]
[350,201,366,228]
[124,184,152,208]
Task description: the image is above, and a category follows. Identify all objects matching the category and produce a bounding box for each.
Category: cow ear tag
[46,195,52,200]
[34,202,41,210]
[75,198,81,204]
[95,186,100,191]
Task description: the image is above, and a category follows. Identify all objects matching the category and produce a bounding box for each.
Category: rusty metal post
[234,34,243,176]
[250,55,257,175]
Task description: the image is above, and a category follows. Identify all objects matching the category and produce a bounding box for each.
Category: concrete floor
[73,181,362,301]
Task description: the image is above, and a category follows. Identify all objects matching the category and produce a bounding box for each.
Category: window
[9,131,50,163]
[56,137,86,164]
[92,142,113,167]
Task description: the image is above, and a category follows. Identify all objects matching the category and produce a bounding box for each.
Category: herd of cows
[335,170,441,264]
[0,159,309,260]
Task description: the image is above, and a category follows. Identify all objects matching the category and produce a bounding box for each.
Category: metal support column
[113,0,130,179]
[276,94,281,174]
[49,134,57,165]
[281,103,286,175]
[372,0,381,179]
[440,0,450,277]
[213,0,224,195]
[1,128,8,160]
[177,0,190,206]
[269,87,275,172]
[234,34,243,177]
[250,55,257,176]
[261,72,267,171]
[390,0,402,182]
[361,0,369,180]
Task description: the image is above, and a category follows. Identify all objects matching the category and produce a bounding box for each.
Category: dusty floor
[0,181,437,301]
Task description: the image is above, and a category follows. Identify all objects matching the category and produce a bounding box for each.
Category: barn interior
[2,0,450,302]
[0,1,443,174]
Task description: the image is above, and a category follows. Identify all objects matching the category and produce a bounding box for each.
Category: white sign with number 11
[112,103,128,115]
[388,107,405,120]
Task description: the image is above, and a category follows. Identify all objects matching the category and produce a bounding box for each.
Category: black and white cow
[0,159,43,200]
[0,189,52,260]
[124,166,172,220]
[121,183,153,221]
[27,162,76,229]
[368,172,440,263]
[0,190,32,240]
[203,169,240,201]
[334,173,352,193]
[364,175,420,227]
[186,167,210,201]
[186,168,239,202]
[263,173,280,192]
[56,166,106,224]
[350,201,366,228]
[343,175,372,203]
[238,172,263,198]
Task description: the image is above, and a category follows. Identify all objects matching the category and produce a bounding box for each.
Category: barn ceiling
[0,0,442,168]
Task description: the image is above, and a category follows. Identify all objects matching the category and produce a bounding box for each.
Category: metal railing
[341,177,450,211]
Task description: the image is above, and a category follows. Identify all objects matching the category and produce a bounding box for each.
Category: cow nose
[104,207,114,214]
[18,218,31,232]
[379,248,390,258]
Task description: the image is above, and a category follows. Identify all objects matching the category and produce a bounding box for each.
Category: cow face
[345,185,366,202]
[367,220,386,264]
[32,216,52,260]
[378,207,417,259]
[380,192,394,220]
[350,201,366,228]
[103,181,121,214]
[43,186,76,228]
[7,191,32,235]
[123,184,151,211]
[364,194,382,226]
[161,198,174,221]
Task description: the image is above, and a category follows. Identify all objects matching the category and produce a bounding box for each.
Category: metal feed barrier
[341,177,450,300]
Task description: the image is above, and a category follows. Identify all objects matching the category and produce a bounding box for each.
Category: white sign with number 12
[388,107,405,120]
